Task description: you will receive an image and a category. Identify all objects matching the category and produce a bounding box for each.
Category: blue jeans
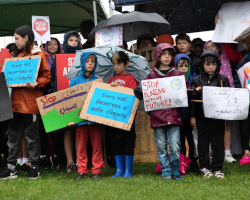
[154,125,180,172]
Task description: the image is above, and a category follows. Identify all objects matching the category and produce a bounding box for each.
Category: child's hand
[110,82,118,87]
[67,122,75,127]
[190,117,197,128]
[26,82,37,89]
[195,86,202,91]
[214,13,220,25]
[0,64,2,68]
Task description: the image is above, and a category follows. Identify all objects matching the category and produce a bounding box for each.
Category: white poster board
[237,61,250,91]
[95,27,123,47]
[32,16,51,41]
[203,86,249,120]
[142,75,188,112]
[212,2,250,43]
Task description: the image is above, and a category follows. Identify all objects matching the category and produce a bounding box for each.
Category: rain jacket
[11,44,51,114]
[134,43,191,128]
[69,52,99,126]
[50,31,81,93]
[190,50,230,119]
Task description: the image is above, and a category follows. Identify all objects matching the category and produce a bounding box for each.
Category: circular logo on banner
[170,78,182,90]
[33,19,48,37]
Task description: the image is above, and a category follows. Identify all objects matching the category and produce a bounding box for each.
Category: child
[134,43,191,180]
[68,52,103,180]
[0,25,51,179]
[108,51,138,178]
[190,50,230,179]
[175,34,199,75]
[175,54,199,174]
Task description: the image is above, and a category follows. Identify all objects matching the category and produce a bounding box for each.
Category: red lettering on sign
[40,96,57,107]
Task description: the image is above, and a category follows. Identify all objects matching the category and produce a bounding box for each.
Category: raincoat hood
[63,31,81,53]
[154,43,176,68]
[80,52,98,76]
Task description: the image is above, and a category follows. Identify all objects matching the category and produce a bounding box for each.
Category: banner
[203,86,249,120]
[0,73,13,122]
[56,54,76,91]
[0,48,11,73]
[95,27,123,47]
[32,15,51,41]
[135,47,156,70]
[142,75,188,112]
[237,61,250,91]
[80,82,139,131]
[2,55,41,87]
[212,2,250,43]
[37,78,103,133]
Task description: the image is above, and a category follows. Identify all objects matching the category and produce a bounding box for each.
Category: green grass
[0,157,250,200]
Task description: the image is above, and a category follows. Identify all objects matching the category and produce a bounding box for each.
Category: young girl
[134,43,191,180]
[0,25,51,179]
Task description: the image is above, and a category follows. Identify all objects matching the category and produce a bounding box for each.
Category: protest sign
[80,82,139,131]
[95,27,123,47]
[2,55,41,87]
[32,16,50,41]
[0,48,11,73]
[37,78,103,133]
[142,75,188,112]
[0,73,13,122]
[56,54,76,91]
[135,47,156,70]
[203,86,249,120]
[212,2,250,43]
[237,61,250,91]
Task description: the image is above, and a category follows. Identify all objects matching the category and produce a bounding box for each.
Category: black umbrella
[89,11,172,52]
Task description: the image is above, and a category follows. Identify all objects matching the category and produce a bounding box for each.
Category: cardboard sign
[95,27,123,47]
[0,48,11,72]
[2,55,41,87]
[56,54,76,91]
[135,47,156,70]
[37,78,103,133]
[0,73,13,122]
[32,16,51,41]
[80,82,139,131]
[237,61,250,91]
[212,2,250,43]
[142,75,188,111]
[203,86,249,120]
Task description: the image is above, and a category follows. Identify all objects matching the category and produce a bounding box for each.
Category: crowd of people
[0,15,249,181]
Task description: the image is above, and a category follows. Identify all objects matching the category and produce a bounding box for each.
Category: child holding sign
[0,25,51,179]
[190,50,230,179]
[68,52,103,180]
[134,43,191,181]
[108,51,139,178]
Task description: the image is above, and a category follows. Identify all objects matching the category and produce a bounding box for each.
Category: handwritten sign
[2,55,41,87]
[36,78,103,133]
[212,2,250,43]
[237,61,250,91]
[56,54,76,91]
[0,48,11,73]
[95,26,123,47]
[142,75,188,112]
[135,47,156,70]
[203,86,249,120]
[32,15,50,41]
[80,82,139,131]
[0,73,13,122]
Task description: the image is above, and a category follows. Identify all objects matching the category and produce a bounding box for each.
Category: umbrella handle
[130,22,134,53]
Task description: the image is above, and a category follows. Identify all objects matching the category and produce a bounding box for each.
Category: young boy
[190,50,230,179]
[68,52,103,180]
[108,51,138,178]
[175,34,199,75]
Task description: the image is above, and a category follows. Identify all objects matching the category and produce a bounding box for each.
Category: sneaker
[224,153,236,163]
[41,157,48,169]
[50,155,59,169]
[92,173,101,180]
[162,170,172,180]
[0,167,18,179]
[19,164,30,172]
[214,170,224,179]
[67,162,77,173]
[16,163,21,171]
[75,172,86,180]
[25,166,40,179]
[172,170,182,180]
[200,168,213,178]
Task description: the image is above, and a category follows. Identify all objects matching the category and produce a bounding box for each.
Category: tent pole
[93,1,98,26]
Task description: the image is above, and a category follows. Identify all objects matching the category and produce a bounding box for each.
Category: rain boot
[111,155,124,178]
[123,155,133,178]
